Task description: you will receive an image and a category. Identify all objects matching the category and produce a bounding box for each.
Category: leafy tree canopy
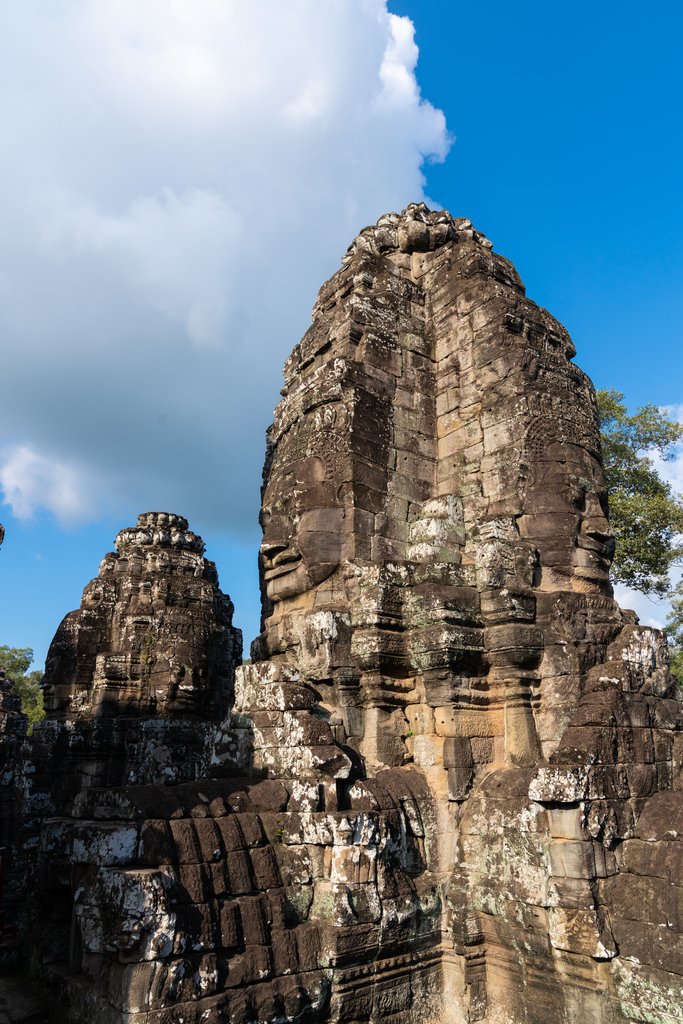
[0,646,33,678]
[0,645,45,731]
[665,580,683,686]
[596,389,683,598]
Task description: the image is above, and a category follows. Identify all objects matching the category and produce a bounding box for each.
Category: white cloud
[615,568,683,638]
[614,585,665,630]
[0,446,97,526]
[0,0,450,535]
[651,403,683,494]
[39,186,242,350]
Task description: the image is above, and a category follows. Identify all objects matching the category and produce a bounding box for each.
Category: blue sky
[0,0,681,669]
[392,0,683,407]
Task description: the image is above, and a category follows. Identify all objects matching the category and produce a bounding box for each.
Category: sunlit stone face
[519,440,615,592]
[259,408,350,604]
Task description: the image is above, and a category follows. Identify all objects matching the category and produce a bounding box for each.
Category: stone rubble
[1,206,682,1023]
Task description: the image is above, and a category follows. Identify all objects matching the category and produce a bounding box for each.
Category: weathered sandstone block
[3,206,683,1024]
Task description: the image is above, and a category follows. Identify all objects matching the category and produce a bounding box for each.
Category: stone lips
[1,208,683,1024]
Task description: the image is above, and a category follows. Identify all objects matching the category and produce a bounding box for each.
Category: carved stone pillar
[503,676,540,767]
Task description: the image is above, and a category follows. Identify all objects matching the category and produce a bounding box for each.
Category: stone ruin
[1,204,683,1024]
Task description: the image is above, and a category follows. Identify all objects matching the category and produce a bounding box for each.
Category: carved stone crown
[114,511,205,554]
[341,201,493,264]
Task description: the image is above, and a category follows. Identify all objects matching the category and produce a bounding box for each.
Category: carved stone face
[520,441,615,590]
[40,512,241,722]
[259,400,352,605]
[260,452,347,604]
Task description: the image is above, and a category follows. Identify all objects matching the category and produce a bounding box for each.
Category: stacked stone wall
[2,209,683,1023]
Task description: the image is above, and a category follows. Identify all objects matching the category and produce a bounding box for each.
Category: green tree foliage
[596,389,683,598]
[0,645,45,731]
[665,581,683,686]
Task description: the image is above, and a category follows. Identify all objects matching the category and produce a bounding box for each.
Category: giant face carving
[519,436,615,592]
[259,407,351,604]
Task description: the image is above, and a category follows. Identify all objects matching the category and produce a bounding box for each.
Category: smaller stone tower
[42,512,239,721]
[32,513,242,807]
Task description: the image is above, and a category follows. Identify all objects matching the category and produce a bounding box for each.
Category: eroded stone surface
[28,513,241,797]
[249,202,683,1021]
[0,666,29,932]
[3,207,683,1024]
[43,512,240,722]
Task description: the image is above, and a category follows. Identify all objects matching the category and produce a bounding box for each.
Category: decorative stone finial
[341,202,493,265]
[114,511,205,555]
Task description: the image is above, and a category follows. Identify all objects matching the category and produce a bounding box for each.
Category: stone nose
[259,540,288,563]
[259,540,301,568]
[581,496,614,540]
[579,495,616,554]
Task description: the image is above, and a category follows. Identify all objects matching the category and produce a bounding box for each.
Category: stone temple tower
[4,207,683,1024]
[32,512,242,807]
[253,202,617,774]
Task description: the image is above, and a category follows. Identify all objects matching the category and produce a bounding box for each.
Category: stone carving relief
[42,512,240,723]
[1,206,682,1024]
